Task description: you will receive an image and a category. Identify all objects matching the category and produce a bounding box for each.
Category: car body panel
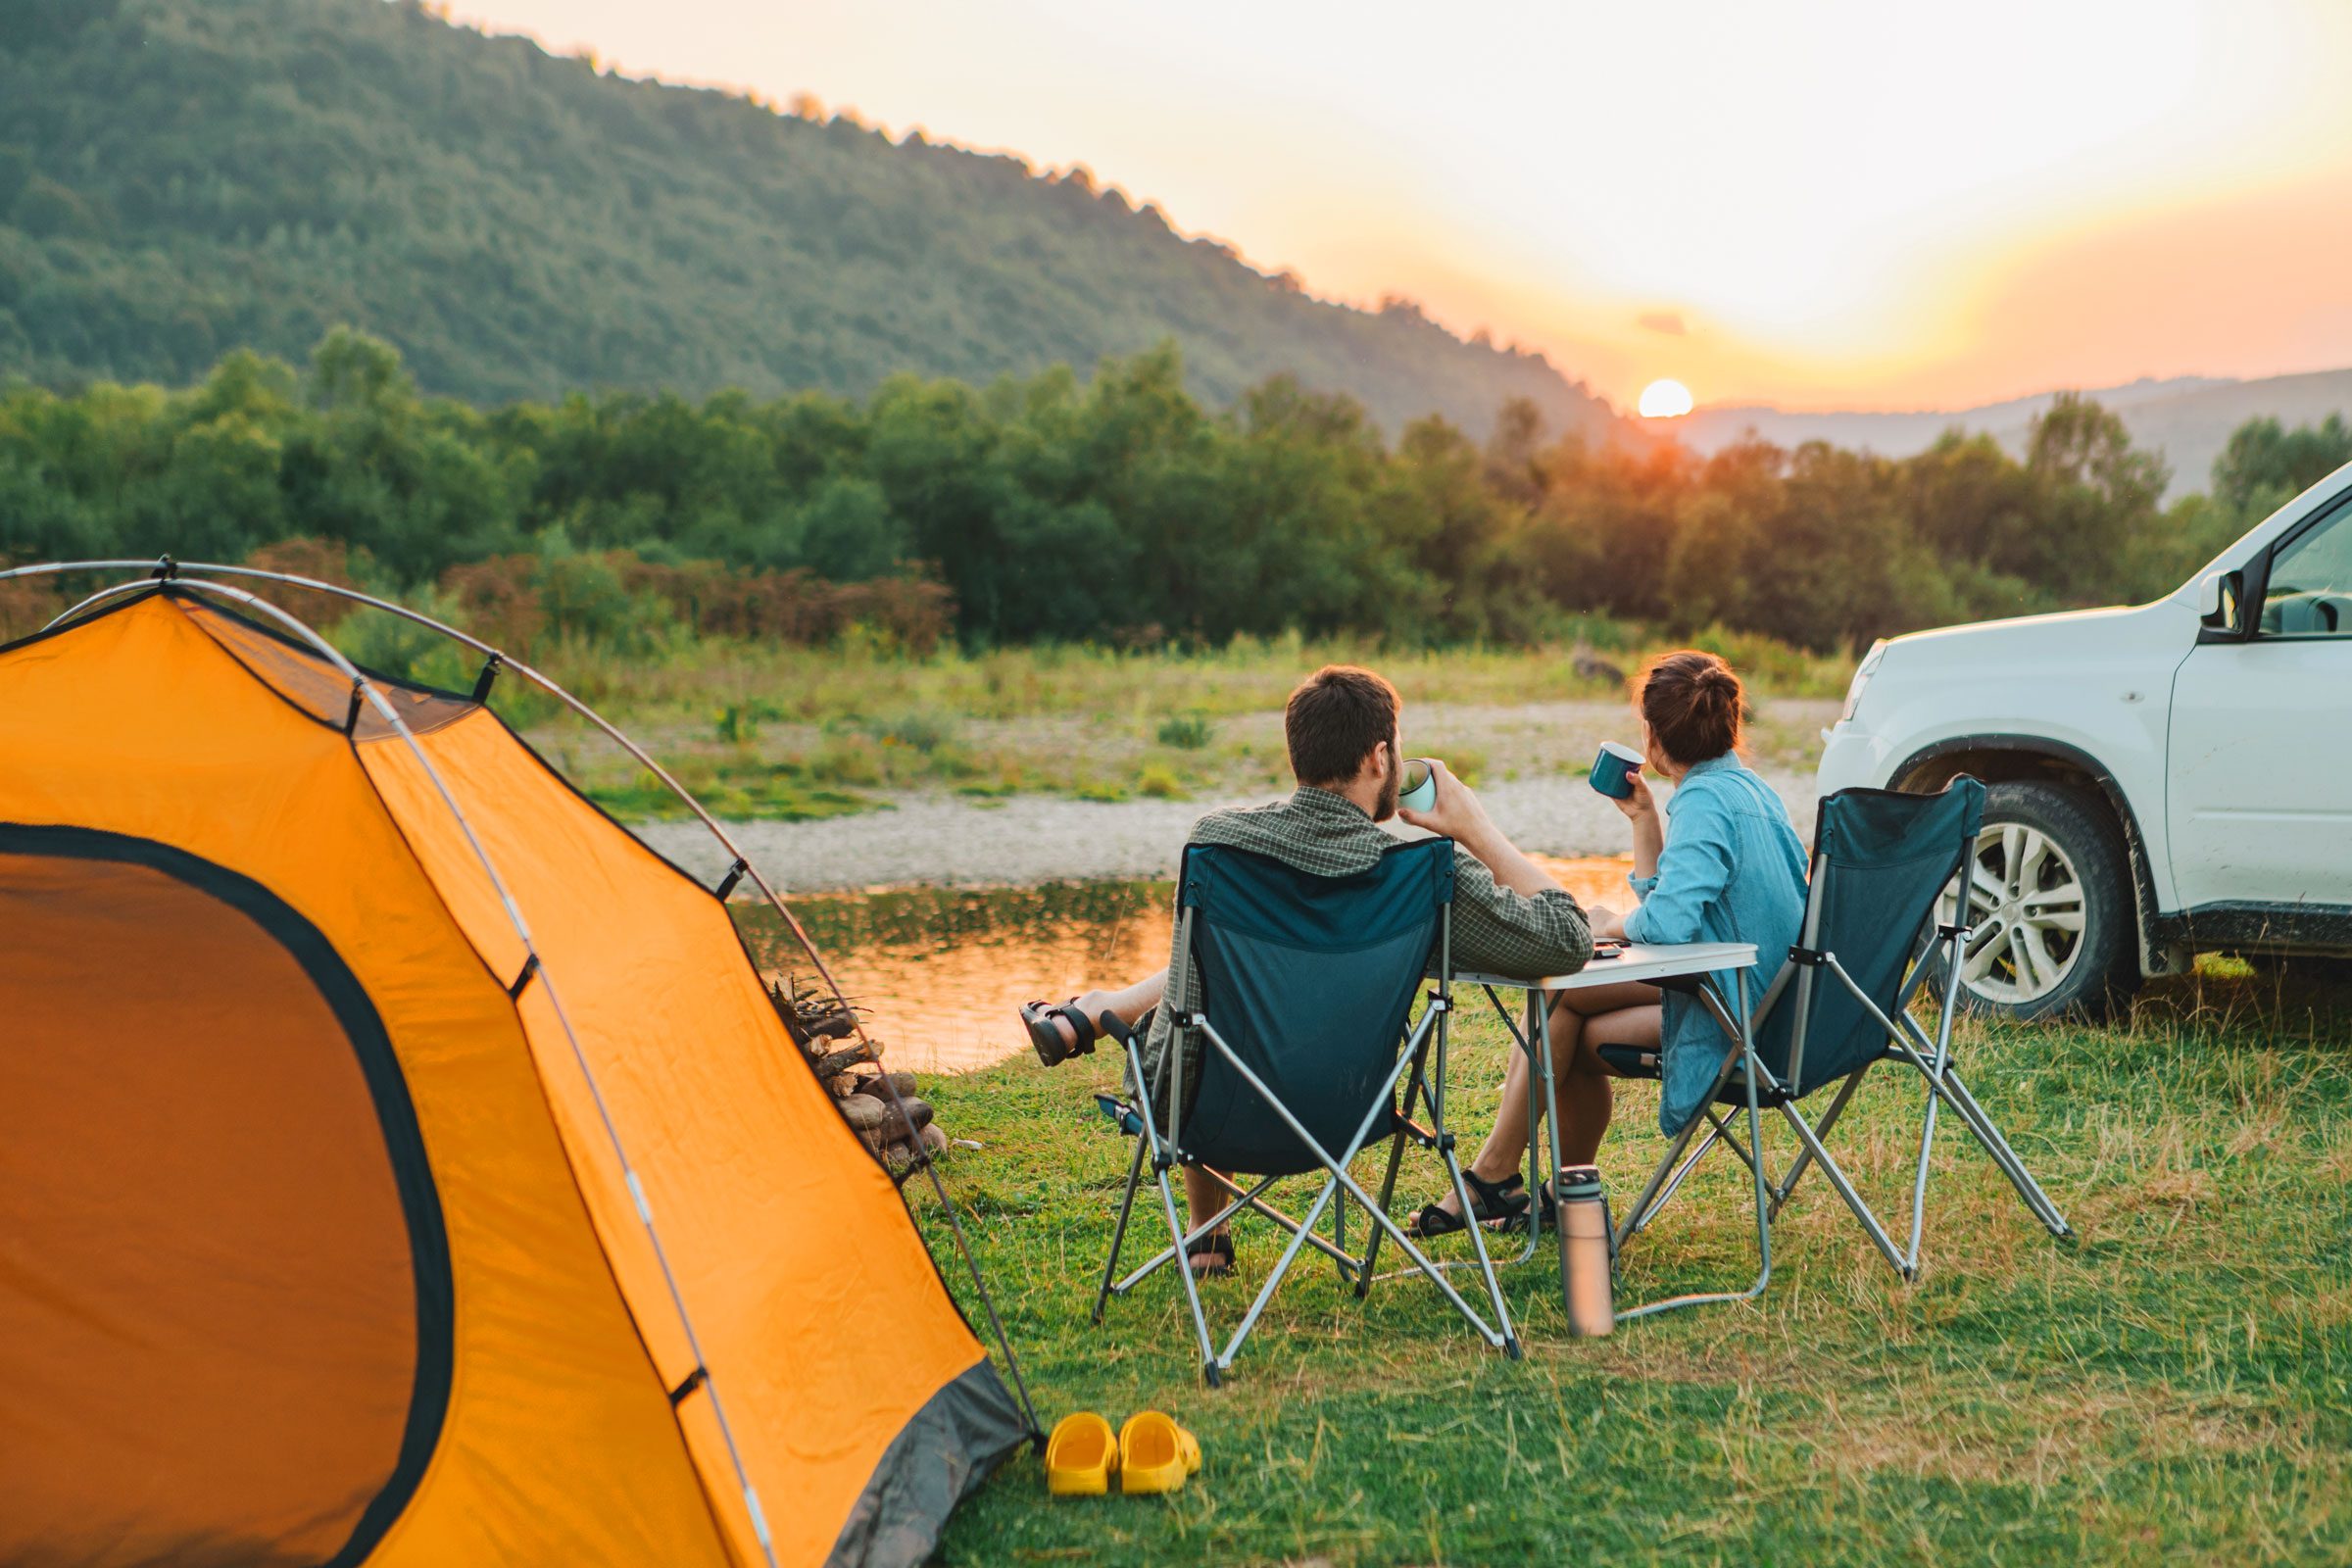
[1817,459,2352,961]
[1818,598,2195,907]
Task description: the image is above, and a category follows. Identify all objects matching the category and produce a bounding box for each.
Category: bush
[873,710,958,754]
[1138,764,1187,799]
[1155,713,1214,750]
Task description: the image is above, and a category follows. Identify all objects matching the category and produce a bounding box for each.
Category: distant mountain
[0,0,1620,442]
[1672,370,2352,500]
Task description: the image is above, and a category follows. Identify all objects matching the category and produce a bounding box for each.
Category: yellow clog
[1045,1411,1118,1495]
[1117,1410,1201,1494]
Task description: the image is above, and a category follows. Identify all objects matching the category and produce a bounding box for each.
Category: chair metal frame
[1091,887,1523,1385]
[1598,812,2074,1319]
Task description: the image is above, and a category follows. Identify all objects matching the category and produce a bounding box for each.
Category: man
[1020,664,1591,1275]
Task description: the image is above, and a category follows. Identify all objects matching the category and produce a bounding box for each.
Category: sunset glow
[448,0,2352,414]
[1638,380,1694,419]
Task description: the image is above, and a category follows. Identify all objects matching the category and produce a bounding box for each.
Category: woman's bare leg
[1428,982,1659,1217]
[1561,1003,1661,1164]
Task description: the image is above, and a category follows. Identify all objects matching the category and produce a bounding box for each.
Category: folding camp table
[1452,941,1760,1321]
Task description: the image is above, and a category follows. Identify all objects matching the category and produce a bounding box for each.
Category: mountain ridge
[1672,368,2352,499]
[0,0,1620,441]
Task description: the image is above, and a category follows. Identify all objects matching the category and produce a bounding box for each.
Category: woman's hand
[1610,768,1658,823]
[1586,903,1629,941]
[1616,768,1666,880]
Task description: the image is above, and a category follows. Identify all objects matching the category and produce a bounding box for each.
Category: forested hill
[0,0,1618,439]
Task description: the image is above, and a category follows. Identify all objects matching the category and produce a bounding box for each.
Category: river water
[734,856,1635,1074]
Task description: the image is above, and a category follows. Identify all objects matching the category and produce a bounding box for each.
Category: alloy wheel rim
[1940,821,2087,1005]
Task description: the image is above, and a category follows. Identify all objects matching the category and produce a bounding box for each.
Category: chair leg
[1151,1163,1222,1386]
[1613,1101,1720,1252]
[1775,1101,1909,1277]
[1888,1015,2073,1239]
[1636,1121,1723,1238]
[1218,1176,1343,1375]
[1113,1173,1291,1295]
[1769,1067,1868,1220]
[1439,1138,1520,1358]
[1939,1067,2073,1238]
[1357,1126,1410,1299]
[1094,1132,1148,1324]
[1905,1058,1941,1272]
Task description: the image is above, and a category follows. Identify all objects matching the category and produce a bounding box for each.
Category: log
[854,1072,919,1102]
[802,1009,858,1042]
[810,1044,872,1080]
[920,1123,950,1153]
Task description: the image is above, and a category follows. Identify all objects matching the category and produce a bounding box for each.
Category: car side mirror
[2198,569,2243,634]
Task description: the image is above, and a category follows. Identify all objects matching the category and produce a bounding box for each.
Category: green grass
[520,627,1852,820]
[517,622,1853,732]
[906,969,2352,1565]
[581,765,871,823]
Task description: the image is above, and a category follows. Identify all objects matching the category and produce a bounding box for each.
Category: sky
[445,0,2352,415]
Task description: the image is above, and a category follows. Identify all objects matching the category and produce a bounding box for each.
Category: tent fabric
[0,588,1024,1567]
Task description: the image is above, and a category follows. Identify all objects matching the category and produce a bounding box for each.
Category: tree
[2211,414,2352,518]
[2024,394,2169,600]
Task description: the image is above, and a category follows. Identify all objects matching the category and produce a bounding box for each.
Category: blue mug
[1589,741,1644,800]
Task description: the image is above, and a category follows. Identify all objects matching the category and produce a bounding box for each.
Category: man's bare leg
[1038,967,1168,1052]
[1183,1165,1231,1275]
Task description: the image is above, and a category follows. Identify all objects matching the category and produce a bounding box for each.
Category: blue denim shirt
[1622,753,1809,1133]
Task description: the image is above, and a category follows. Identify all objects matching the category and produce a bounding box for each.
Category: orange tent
[0,580,1033,1567]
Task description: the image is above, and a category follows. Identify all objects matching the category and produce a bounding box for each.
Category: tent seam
[337,714,745,1567]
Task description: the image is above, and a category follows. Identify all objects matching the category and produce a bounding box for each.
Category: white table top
[1451,940,1757,992]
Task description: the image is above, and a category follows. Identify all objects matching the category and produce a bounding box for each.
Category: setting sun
[1638,378,1694,418]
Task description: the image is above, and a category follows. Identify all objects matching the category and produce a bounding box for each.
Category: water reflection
[734,856,1637,1074]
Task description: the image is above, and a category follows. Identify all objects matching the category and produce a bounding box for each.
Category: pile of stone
[768,979,947,1164]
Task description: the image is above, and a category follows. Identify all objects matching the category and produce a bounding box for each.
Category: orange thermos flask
[1557,1164,1616,1338]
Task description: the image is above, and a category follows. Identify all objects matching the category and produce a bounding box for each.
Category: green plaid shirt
[1139,785,1592,1092]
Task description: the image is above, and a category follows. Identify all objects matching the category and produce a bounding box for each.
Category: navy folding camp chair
[1598,778,2073,1318]
[1090,838,1520,1384]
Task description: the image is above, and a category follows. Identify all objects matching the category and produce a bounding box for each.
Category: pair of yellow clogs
[1045,1410,1201,1496]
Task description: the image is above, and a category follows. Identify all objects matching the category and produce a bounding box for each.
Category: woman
[1409,649,1807,1235]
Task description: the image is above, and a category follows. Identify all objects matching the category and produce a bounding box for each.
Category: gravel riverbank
[637,768,1821,894]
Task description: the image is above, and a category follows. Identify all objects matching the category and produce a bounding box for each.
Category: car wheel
[1931,780,2139,1021]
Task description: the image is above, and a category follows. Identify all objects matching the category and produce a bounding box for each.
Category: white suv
[1817,461,2352,1017]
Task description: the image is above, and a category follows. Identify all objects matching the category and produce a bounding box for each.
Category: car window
[2259,494,2352,637]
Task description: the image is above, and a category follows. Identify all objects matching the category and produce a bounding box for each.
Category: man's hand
[1396,759,1496,847]
[1399,760,1562,901]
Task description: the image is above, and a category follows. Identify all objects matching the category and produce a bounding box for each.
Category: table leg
[1526,989,1572,1317]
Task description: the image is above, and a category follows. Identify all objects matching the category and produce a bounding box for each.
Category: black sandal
[1186,1231,1236,1279]
[1018,999,1098,1067]
[1407,1169,1531,1238]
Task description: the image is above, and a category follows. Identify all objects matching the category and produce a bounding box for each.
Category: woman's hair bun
[1639,650,1745,765]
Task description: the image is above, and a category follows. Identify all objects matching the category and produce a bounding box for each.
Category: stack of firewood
[768,979,947,1163]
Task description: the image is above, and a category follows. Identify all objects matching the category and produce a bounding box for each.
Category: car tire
[1928,780,2141,1022]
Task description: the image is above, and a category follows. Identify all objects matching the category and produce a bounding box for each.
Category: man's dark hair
[1285,664,1399,786]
